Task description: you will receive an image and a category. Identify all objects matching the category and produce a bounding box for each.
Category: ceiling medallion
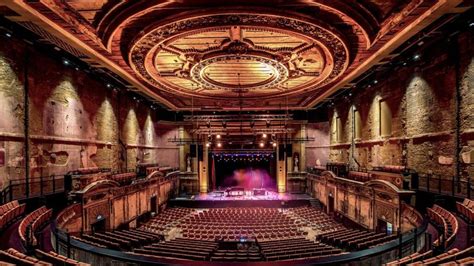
[129,13,349,98]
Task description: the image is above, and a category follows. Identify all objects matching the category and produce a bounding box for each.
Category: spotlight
[262,133,267,139]
[217,142,222,148]
[107,83,112,88]
[259,142,265,148]
[216,134,221,139]
[5,32,11,38]
[63,59,70,66]
[469,22,474,27]
[413,54,420,61]
[402,62,407,66]
[373,80,378,85]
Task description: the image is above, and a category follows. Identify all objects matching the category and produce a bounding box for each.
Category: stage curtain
[211,156,216,190]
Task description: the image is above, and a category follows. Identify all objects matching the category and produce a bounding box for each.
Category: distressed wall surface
[326,31,473,188]
[0,35,179,188]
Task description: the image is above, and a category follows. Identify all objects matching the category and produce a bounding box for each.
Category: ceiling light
[259,142,265,148]
[217,143,222,148]
[216,134,221,139]
[262,133,267,138]
[206,143,210,147]
[5,32,11,38]
[373,80,378,84]
[469,22,474,27]
[273,142,277,147]
[413,54,420,61]
[107,83,112,88]
[63,59,70,66]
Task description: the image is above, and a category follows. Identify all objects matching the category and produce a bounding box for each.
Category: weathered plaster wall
[0,35,179,188]
[305,122,330,168]
[327,31,473,187]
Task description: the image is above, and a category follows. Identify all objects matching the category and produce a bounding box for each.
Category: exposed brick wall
[327,31,473,186]
[0,36,179,188]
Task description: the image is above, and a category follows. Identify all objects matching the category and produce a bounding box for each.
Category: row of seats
[56,204,81,229]
[348,171,372,182]
[318,227,397,251]
[0,200,26,230]
[211,247,262,262]
[374,165,406,173]
[35,249,90,266]
[0,248,51,265]
[408,246,474,265]
[18,206,52,246]
[427,204,458,247]
[109,172,136,184]
[134,238,218,261]
[176,208,303,241]
[386,249,433,265]
[79,229,161,251]
[260,238,342,261]
[141,207,193,234]
[289,206,343,233]
[456,198,474,223]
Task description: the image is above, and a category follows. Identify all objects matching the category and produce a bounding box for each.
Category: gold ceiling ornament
[129,12,349,99]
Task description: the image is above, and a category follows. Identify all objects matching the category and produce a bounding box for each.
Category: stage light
[262,133,267,139]
[107,83,112,88]
[63,59,70,66]
[217,142,222,148]
[259,142,265,148]
[413,54,420,61]
[5,32,11,38]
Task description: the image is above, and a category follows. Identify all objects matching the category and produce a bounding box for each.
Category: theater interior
[0,0,473,265]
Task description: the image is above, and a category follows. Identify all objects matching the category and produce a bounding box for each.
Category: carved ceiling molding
[129,13,349,99]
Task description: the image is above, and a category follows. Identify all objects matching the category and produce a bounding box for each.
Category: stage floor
[170,190,312,208]
[193,191,312,201]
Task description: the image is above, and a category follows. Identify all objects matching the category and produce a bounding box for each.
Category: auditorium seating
[0,200,26,230]
[318,227,397,251]
[347,171,371,182]
[211,244,262,262]
[260,238,341,261]
[406,246,474,265]
[75,228,162,250]
[0,248,51,265]
[373,165,406,174]
[109,172,136,185]
[290,206,344,233]
[386,249,434,265]
[178,208,304,242]
[141,207,194,234]
[133,238,218,261]
[35,249,90,266]
[456,198,474,223]
[18,206,52,246]
[427,204,458,247]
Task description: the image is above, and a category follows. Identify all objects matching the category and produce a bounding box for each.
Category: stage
[169,188,312,208]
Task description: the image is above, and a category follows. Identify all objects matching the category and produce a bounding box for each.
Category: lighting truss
[183,114,292,122]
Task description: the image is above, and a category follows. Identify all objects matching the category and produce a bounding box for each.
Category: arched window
[331,113,342,143]
[379,100,392,137]
[353,106,362,140]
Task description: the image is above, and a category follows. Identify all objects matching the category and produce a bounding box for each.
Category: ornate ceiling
[1,0,467,110]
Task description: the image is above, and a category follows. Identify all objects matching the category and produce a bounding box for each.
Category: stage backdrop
[211,153,277,190]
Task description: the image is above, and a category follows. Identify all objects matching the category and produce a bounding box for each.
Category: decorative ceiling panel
[4,0,464,110]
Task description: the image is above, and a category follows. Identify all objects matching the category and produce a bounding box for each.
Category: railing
[417,173,472,199]
[0,175,66,204]
[50,214,429,265]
